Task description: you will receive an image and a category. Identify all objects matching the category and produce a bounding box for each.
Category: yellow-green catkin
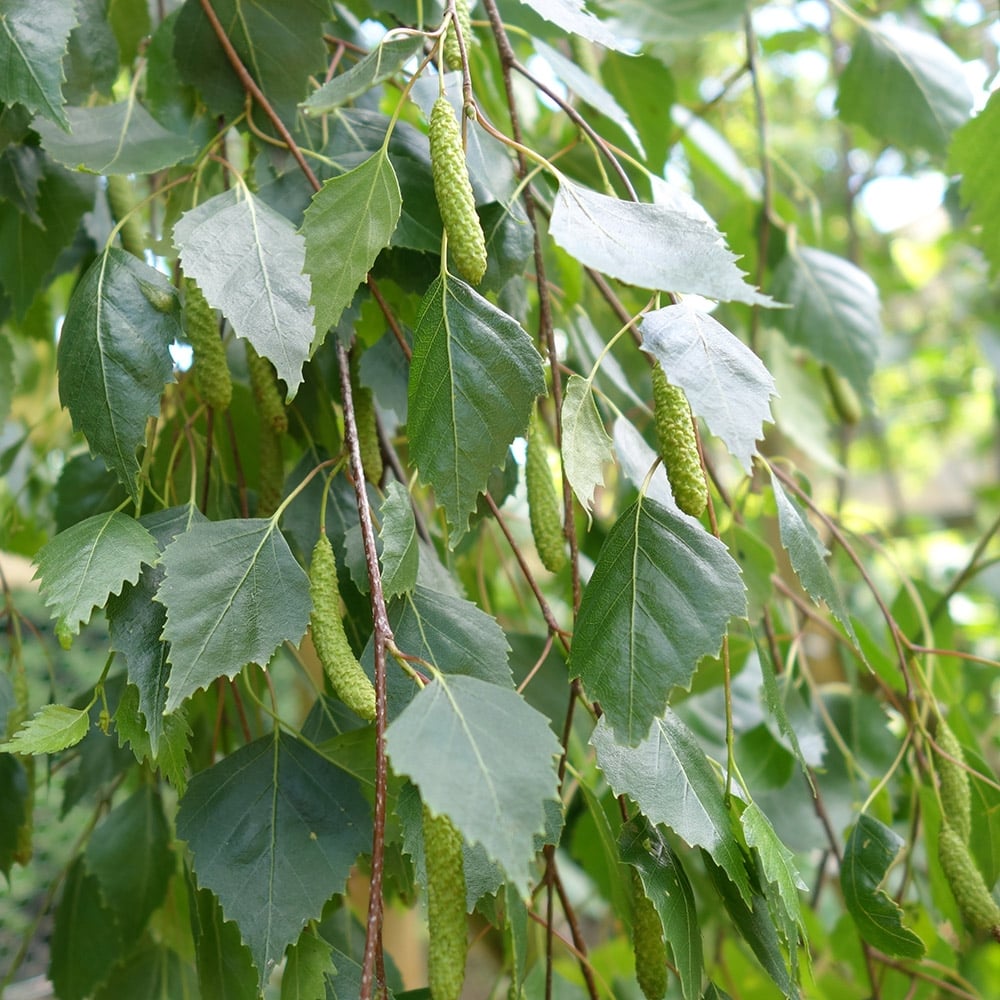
[936,719,971,847]
[429,96,487,285]
[631,869,668,1000]
[938,824,1000,936]
[106,174,145,258]
[822,365,862,426]
[183,278,232,411]
[350,353,383,486]
[526,411,566,574]
[309,534,376,722]
[246,342,288,435]
[423,805,468,1000]
[651,363,707,519]
[443,0,473,71]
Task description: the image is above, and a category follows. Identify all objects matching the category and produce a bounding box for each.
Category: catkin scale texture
[936,720,971,846]
[350,353,383,485]
[938,823,1000,935]
[246,342,288,435]
[631,869,668,1000]
[526,412,566,573]
[309,536,376,722]
[183,278,232,411]
[443,0,472,70]
[423,806,468,1000]
[429,96,487,285]
[651,364,707,519]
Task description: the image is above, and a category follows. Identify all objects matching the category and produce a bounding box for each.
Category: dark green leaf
[385,674,562,895]
[157,518,311,712]
[92,940,198,1000]
[561,374,613,518]
[572,496,746,745]
[35,100,198,174]
[550,179,773,306]
[0,0,76,128]
[769,246,881,403]
[64,0,120,101]
[190,882,260,1000]
[600,51,675,173]
[592,713,752,902]
[282,930,337,1000]
[0,335,13,425]
[841,814,925,958]
[58,248,179,499]
[836,20,972,155]
[379,481,418,599]
[640,303,776,473]
[177,731,372,986]
[35,510,159,641]
[408,275,545,543]
[113,683,191,793]
[302,149,401,339]
[174,189,314,397]
[0,754,28,876]
[54,453,129,534]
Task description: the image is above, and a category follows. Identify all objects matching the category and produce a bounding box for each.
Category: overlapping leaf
[174,189,314,397]
[57,249,179,499]
[34,510,159,641]
[379,481,418,599]
[740,802,807,930]
[518,0,630,50]
[572,495,746,745]
[177,731,371,986]
[561,374,613,517]
[0,704,89,755]
[640,303,776,473]
[156,519,311,712]
[604,0,747,40]
[770,245,881,402]
[550,179,773,306]
[408,275,545,543]
[592,713,752,901]
[385,674,562,895]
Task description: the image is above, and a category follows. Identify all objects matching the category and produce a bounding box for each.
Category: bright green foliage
[309,534,376,722]
[651,363,707,518]
[525,410,566,573]
[423,805,468,1000]
[183,277,232,411]
[429,96,487,284]
[631,868,668,1000]
[938,824,1000,935]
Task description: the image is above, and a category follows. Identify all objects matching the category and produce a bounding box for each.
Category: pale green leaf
[57,249,179,499]
[174,189,314,397]
[571,495,746,745]
[156,519,311,712]
[518,0,630,50]
[770,246,881,402]
[302,149,401,339]
[35,510,159,640]
[592,713,752,902]
[0,704,89,755]
[740,801,807,929]
[561,374,613,517]
[550,179,773,306]
[640,303,776,473]
[408,275,545,544]
[604,0,747,40]
[301,33,425,114]
[836,19,972,155]
[385,674,562,895]
[379,480,418,599]
[282,931,336,1000]
[841,814,925,958]
[35,101,198,174]
[0,0,76,128]
[177,731,371,987]
[949,90,1000,275]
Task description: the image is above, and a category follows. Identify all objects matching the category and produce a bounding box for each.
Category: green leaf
[836,19,972,155]
[592,713,752,902]
[156,519,311,712]
[550,179,773,306]
[620,816,703,1000]
[740,802,806,930]
[769,471,857,644]
[35,100,198,174]
[640,303,776,474]
[113,683,191,793]
[571,496,746,745]
[841,814,925,959]
[0,335,14,426]
[408,275,545,543]
[379,480,419,599]
[0,162,94,319]
[302,149,401,339]
[0,755,28,876]
[385,674,562,895]
[603,0,747,40]
[518,0,630,50]
[92,940,198,1000]
[600,51,675,173]
[57,248,179,499]
[63,0,120,102]
[35,510,159,641]
[0,703,89,755]
[282,930,337,1000]
[83,785,173,935]
[55,453,129,533]
[301,33,425,114]
[190,882,260,1000]
[769,245,881,404]
[107,504,206,755]
[174,188,314,397]
[949,90,1000,275]
[561,374,613,518]
[177,731,371,987]
[0,0,77,129]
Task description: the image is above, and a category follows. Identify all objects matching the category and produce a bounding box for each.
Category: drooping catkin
[651,363,707,519]
[938,823,1000,935]
[443,0,473,71]
[349,352,383,486]
[246,342,288,435]
[423,805,468,1000]
[935,719,971,847]
[183,278,232,411]
[106,174,145,259]
[631,868,668,1000]
[525,410,566,574]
